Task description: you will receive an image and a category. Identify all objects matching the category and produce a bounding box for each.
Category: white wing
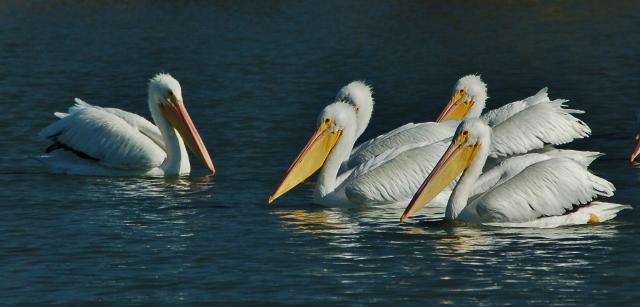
[347,88,588,170]
[488,98,591,158]
[343,141,453,205]
[58,98,165,150]
[480,87,549,126]
[465,158,615,223]
[470,153,558,200]
[346,120,459,169]
[39,106,166,170]
[470,150,602,202]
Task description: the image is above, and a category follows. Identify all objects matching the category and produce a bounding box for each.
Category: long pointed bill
[631,133,640,162]
[400,139,481,222]
[159,101,216,175]
[268,126,343,203]
[435,92,474,122]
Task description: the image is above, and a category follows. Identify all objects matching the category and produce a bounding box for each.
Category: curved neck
[149,102,190,175]
[445,143,490,220]
[314,126,357,201]
[355,98,373,141]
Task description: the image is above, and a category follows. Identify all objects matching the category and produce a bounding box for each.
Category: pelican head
[148,73,215,174]
[269,102,357,203]
[335,81,374,140]
[401,118,491,221]
[436,74,488,122]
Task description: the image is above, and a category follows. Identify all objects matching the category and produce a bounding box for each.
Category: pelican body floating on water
[341,75,591,170]
[269,77,594,208]
[400,118,630,228]
[34,73,215,177]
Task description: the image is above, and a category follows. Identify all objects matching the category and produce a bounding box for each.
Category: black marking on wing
[45,140,99,162]
[561,199,599,216]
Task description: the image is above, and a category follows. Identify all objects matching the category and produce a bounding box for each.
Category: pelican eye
[321,117,334,129]
[355,107,359,112]
[340,97,346,102]
[167,90,177,103]
[456,129,470,143]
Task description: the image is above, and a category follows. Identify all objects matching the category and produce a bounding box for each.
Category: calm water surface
[1,1,640,305]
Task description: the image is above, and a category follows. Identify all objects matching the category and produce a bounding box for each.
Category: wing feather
[70,98,165,150]
[471,150,603,199]
[347,120,458,169]
[471,158,615,222]
[480,87,549,126]
[489,99,591,158]
[344,141,453,205]
[39,107,166,170]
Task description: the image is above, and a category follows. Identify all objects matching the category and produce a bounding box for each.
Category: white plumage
[34,73,215,176]
[342,93,591,206]
[270,78,595,209]
[401,119,630,228]
[333,81,374,142]
[269,102,380,206]
[341,75,590,170]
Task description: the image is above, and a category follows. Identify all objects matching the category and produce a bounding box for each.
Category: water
[1,1,640,305]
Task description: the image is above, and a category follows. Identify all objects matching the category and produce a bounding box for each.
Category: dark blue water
[1,1,640,305]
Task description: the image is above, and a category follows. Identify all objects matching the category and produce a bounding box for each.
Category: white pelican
[400,119,630,227]
[345,75,591,169]
[268,101,602,210]
[269,78,593,207]
[34,73,215,176]
[269,102,359,206]
[342,93,592,206]
[630,110,640,162]
[334,81,374,143]
[267,101,445,206]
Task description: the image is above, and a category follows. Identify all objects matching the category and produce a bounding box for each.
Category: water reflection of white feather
[84,176,215,246]
[273,204,628,298]
[405,222,621,265]
[89,176,214,204]
[272,208,363,235]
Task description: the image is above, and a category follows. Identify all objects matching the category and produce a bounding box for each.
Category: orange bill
[631,132,640,162]
[159,101,216,175]
[400,137,481,222]
[435,91,474,122]
[268,122,342,203]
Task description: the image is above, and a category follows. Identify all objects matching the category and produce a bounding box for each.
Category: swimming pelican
[630,110,640,162]
[345,75,590,169]
[400,119,630,228]
[269,102,359,206]
[34,73,215,176]
[270,79,592,207]
[268,101,446,206]
[268,101,602,210]
[342,92,591,206]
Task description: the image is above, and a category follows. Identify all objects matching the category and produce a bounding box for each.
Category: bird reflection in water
[272,208,363,236]
[87,176,215,237]
[91,175,215,204]
[272,202,446,237]
[403,221,621,261]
